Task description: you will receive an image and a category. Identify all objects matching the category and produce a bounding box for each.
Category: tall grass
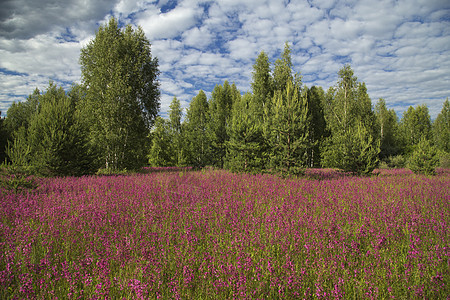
[1,168,448,299]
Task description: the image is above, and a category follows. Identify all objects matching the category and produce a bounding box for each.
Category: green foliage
[322,122,379,174]
[375,98,401,159]
[29,83,94,176]
[6,126,31,168]
[273,42,301,92]
[148,117,174,167]
[408,138,439,175]
[322,65,380,175]
[95,167,130,176]
[251,51,273,108]
[264,81,310,175]
[387,154,406,169]
[168,97,185,166]
[4,83,94,176]
[400,104,432,154]
[184,90,211,168]
[0,173,37,193]
[226,93,263,172]
[0,112,9,163]
[208,81,237,168]
[79,17,159,171]
[433,98,449,153]
[4,88,40,136]
[304,86,327,167]
[438,151,450,168]
[324,64,358,133]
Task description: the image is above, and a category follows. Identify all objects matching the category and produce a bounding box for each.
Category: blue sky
[0,0,449,119]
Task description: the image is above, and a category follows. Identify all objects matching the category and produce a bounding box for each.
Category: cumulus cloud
[0,0,114,39]
[0,0,449,119]
[182,26,214,49]
[137,4,200,39]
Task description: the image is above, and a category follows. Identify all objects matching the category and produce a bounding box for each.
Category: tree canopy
[79,17,160,170]
[2,32,448,176]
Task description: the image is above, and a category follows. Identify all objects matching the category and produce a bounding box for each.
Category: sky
[0,0,449,120]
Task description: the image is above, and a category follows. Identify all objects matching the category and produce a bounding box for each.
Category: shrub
[388,155,406,169]
[378,160,389,169]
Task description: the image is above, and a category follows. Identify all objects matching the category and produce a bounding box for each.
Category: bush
[96,168,130,176]
[388,155,406,169]
[378,160,389,169]
[408,138,439,175]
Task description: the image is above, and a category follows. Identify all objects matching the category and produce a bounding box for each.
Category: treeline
[149,43,449,175]
[0,19,449,176]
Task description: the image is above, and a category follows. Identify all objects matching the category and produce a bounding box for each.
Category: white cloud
[137,5,199,39]
[182,26,214,48]
[227,38,258,61]
[0,0,113,39]
[0,0,449,120]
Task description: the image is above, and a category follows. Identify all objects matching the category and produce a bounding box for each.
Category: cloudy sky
[1,0,449,120]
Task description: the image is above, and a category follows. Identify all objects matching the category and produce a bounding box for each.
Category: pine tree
[226,93,263,172]
[25,82,93,176]
[408,137,439,175]
[251,51,273,110]
[273,42,301,93]
[264,81,309,175]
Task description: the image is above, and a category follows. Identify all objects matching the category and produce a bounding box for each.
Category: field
[0,168,449,299]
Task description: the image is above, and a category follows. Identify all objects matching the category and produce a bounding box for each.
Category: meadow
[0,168,449,299]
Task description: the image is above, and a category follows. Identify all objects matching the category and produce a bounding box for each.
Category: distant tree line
[0,18,448,176]
[149,43,448,175]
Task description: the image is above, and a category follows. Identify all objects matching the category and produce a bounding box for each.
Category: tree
[5,83,93,175]
[0,111,8,163]
[5,126,31,168]
[400,104,432,155]
[4,90,41,169]
[375,98,401,159]
[323,64,358,134]
[168,97,185,166]
[184,90,210,168]
[356,82,378,138]
[226,93,263,172]
[408,137,439,175]
[27,82,93,176]
[433,98,450,153]
[273,42,301,93]
[79,17,160,171]
[264,81,310,174]
[322,65,379,174]
[148,116,174,167]
[4,88,40,137]
[304,86,327,167]
[323,122,379,174]
[251,51,273,109]
[208,81,237,168]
